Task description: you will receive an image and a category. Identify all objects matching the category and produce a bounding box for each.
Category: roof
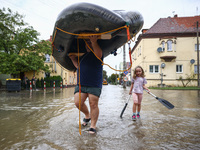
[132,15,200,52]
[145,15,200,34]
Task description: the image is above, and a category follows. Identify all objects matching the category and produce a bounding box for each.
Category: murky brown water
[0,85,200,150]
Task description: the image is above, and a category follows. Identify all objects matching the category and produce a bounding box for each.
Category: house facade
[26,36,77,86]
[33,54,77,86]
[131,15,200,87]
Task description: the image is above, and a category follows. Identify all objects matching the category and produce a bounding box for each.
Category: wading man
[69,35,103,134]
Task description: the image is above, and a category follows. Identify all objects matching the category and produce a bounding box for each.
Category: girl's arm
[129,83,134,95]
[143,84,150,92]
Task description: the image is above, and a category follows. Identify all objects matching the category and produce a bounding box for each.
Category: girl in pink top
[129,66,150,121]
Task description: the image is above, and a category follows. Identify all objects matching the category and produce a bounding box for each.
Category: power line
[1,0,55,24]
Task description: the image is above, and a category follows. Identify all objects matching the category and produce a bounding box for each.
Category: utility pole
[197,21,200,87]
[115,65,117,84]
[123,44,126,88]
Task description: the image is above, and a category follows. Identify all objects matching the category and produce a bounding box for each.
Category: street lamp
[160,63,165,87]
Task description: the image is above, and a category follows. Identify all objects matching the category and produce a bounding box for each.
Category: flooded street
[0,85,200,150]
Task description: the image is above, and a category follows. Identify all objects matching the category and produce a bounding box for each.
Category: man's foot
[132,115,136,121]
[88,128,96,134]
[137,114,140,119]
[82,118,91,127]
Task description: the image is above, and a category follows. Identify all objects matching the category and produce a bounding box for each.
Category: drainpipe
[197,21,199,87]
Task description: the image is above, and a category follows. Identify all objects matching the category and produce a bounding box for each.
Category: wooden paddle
[68,53,85,57]
[78,33,112,39]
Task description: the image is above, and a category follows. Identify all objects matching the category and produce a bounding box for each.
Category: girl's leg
[133,103,137,113]
[137,94,143,118]
[132,93,138,113]
[132,93,138,120]
[137,104,141,113]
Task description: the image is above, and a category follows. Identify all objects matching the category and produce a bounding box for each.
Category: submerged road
[0,85,200,150]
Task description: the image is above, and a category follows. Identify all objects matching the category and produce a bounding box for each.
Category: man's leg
[88,94,99,130]
[74,92,90,119]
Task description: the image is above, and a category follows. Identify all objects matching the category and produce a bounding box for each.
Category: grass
[149,86,200,90]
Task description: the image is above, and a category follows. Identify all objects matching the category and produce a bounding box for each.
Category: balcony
[157,47,176,62]
[160,56,176,62]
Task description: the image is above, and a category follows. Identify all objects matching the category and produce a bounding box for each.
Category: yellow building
[26,36,77,86]
[39,55,76,86]
[131,15,200,87]
[25,55,77,86]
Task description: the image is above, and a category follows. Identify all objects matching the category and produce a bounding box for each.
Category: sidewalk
[0,86,6,91]
[0,85,76,92]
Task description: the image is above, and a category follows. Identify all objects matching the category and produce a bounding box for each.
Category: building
[131,15,200,87]
[26,36,77,86]
[0,33,77,87]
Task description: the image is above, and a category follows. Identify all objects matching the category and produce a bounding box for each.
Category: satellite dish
[157,47,162,53]
[161,63,165,68]
[190,59,195,64]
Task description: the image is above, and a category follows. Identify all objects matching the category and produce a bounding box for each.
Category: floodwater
[0,85,200,150]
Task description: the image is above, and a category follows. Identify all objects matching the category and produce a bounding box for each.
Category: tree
[103,70,108,80]
[178,74,196,87]
[108,73,119,84]
[0,8,51,76]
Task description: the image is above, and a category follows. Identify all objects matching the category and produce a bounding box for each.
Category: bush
[34,76,63,88]
[44,76,62,88]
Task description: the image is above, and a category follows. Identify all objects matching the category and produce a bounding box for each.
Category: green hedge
[21,76,63,89]
[38,76,62,88]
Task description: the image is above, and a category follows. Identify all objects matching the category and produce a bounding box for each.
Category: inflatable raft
[52,2,143,71]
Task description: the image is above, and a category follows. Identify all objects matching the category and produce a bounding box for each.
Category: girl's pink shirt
[131,77,147,93]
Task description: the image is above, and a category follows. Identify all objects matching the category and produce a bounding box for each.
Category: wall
[131,37,197,87]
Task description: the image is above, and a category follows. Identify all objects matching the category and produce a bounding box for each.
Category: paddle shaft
[147,91,157,99]
[145,90,174,109]
[120,95,131,118]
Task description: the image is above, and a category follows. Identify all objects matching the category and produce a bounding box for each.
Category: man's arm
[89,35,102,58]
[69,55,78,68]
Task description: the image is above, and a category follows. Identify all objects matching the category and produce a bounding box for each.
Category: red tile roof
[145,16,200,34]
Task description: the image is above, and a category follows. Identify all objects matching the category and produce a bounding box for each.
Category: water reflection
[0,85,200,150]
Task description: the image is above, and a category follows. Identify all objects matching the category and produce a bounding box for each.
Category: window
[161,41,165,51]
[135,51,137,59]
[176,65,183,73]
[194,65,200,74]
[149,65,159,73]
[45,72,50,78]
[70,76,72,84]
[195,44,200,51]
[45,54,50,62]
[139,46,141,55]
[167,40,173,51]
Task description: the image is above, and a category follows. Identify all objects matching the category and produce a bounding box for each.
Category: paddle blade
[156,97,174,109]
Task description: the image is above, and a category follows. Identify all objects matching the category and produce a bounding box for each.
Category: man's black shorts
[74,85,102,97]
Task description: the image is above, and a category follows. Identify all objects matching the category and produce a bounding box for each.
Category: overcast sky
[1,0,200,76]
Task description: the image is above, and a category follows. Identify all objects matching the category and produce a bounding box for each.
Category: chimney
[174,14,178,18]
[50,35,53,42]
[142,29,148,34]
